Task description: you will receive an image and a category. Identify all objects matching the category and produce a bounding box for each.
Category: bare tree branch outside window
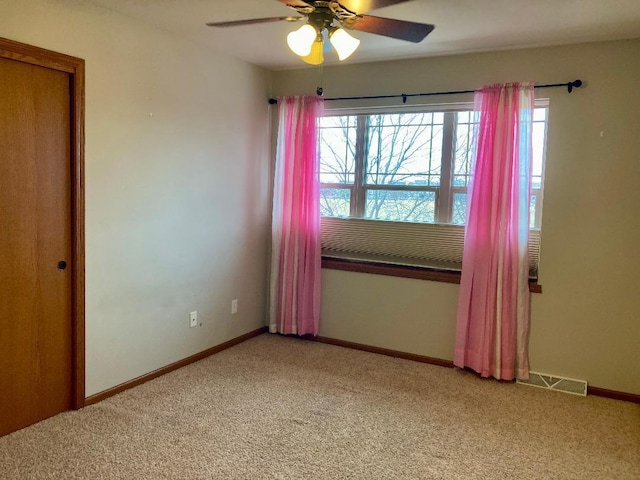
[318,108,547,228]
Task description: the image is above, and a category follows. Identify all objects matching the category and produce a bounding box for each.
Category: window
[318,103,548,278]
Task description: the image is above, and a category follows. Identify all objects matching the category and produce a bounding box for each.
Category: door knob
[57,260,67,270]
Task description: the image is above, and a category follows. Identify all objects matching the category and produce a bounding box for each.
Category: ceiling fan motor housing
[293,1,362,33]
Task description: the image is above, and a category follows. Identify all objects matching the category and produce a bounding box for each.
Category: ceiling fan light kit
[287,24,317,56]
[289,24,359,63]
[302,37,325,65]
[329,28,361,60]
[207,0,435,66]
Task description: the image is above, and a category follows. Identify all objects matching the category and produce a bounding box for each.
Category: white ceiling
[91,0,640,70]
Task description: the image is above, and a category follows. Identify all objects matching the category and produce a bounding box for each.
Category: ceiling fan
[206,0,435,65]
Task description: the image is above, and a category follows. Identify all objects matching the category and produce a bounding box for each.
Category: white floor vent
[517,372,587,396]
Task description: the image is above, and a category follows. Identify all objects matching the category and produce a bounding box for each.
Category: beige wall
[1,0,271,396]
[272,40,640,395]
[2,0,638,399]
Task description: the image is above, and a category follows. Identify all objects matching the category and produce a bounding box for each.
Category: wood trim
[71,61,85,409]
[71,60,86,409]
[0,37,81,73]
[529,283,543,294]
[84,328,640,406]
[85,327,268,406]
[306,335,455,369]
[322,257,543,293]
[588,386,640,404]
[0,37,86,409]
[308,335,640,404]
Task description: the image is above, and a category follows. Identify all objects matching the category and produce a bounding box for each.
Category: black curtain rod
[268,79,583,105]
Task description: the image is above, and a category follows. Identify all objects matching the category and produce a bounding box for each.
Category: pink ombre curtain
[454,82,534,381]
[269,96,324,336]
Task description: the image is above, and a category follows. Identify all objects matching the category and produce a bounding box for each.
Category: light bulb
[329,28,360,61]
[287,24,317,57]
[301,38,324,65]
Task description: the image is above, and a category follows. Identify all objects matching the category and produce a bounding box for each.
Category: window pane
[319,115,357,129]
[453,111,476,187]
[533,107,547,122]
[320,188,351,217]
[530,194,537,228]
[318,105,548,229]
[318,116,357,184]
[452,192,467,225]
[365,113,443,187]
[365,189,436,223]
[532,110,547,190]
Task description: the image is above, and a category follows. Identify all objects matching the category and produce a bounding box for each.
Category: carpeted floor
[1,333,639,479]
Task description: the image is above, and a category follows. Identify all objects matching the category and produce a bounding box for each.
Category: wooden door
[0,56,73,436]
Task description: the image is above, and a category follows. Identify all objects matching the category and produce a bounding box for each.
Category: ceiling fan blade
[349,15,434,43]
[206,16,304,28]
[338,0,411,15]
[277,0,316,8]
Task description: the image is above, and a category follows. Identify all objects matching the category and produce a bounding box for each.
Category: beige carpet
[1,334,638,479]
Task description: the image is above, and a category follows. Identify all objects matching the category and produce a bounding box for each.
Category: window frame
[319,100,549,228]
[317,100,549,292]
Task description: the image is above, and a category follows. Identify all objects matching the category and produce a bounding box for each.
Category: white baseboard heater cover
[517,372,588,396]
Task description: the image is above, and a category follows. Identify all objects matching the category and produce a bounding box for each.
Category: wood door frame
[0,37,85,409]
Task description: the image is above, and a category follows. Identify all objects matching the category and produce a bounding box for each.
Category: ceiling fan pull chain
[316,63,324,96]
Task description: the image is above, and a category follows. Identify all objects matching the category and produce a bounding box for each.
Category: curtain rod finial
[568,80,583,93]
[268,98,277,105]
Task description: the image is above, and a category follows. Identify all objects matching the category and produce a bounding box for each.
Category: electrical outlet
[231,299,238,315]
[189,311,198,328]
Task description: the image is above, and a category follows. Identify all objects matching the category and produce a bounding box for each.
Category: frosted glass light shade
[301,39,324,65]
[287,24,317,57]
[329,28,360,60]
